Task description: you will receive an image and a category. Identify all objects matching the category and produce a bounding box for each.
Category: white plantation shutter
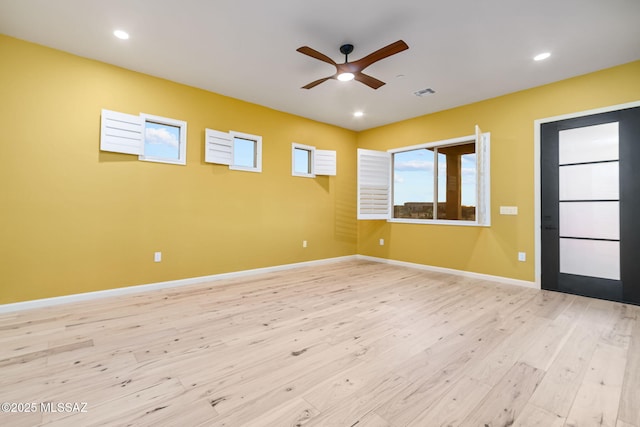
[100,109,144,155]
[476,125,491,226]
[204,129,233,165]
[315,150,337,176]
[357,148,391,220]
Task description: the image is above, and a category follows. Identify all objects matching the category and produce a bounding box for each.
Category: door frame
[533,100,640,289]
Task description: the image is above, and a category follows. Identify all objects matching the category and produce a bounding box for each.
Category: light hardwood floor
[0,259,638,426]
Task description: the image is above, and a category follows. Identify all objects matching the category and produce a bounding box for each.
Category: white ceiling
[1,0,639,131]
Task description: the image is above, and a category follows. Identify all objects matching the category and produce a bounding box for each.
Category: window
[204,129,262,173]
[99,109,187,165]
[230,131,261,172]
[291,143,337,177]
[139,114,187,165]
[394,141,476,221]
[292,143,315,177]
[358,126,490,225]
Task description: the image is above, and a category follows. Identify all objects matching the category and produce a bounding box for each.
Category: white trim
[0,256,357,314]
[357,255,538,289]
[388,218,488,227]
[533,100,640,289]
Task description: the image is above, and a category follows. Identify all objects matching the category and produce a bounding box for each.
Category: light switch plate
[500,206,518,215]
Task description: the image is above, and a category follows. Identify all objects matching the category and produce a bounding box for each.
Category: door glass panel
[560,238,620,280]
[559,201,619,240]
[559,162,619,201]
[559,122,619,165]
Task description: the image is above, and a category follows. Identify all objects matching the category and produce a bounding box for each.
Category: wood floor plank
[528,323,600,417]
[0,260,636,427]
[618,314,640,427]
[405,375,491,427]
[232,397,319,427]
[357,411,392,427]
[512,403,566,427]
[564,343,627,427]
[460,362,545,427]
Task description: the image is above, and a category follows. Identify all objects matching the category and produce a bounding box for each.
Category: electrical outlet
[379,238,385,246]
[302,240,307,248]
[518,252,526,262]
[154,252,162,262]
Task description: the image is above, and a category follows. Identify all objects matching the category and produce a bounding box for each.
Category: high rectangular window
[292,143,315,177]
[140,114,187,165]
[100,109,187,165]
[233,136,258,169]
[230,131,262,172]
[290,143,337,178]
[204,129,262,173]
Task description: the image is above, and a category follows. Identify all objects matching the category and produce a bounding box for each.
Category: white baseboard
[0,255,357,314]
[357,255,538,289]
[0,254,537,314]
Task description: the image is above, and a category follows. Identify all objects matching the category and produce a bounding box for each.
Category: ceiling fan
[296,40,409,90]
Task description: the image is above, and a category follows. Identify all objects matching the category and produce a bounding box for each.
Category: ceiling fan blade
[354,73,385,89]
[351,40,409,72]
[301,76,334,89]
[296,46,337,66]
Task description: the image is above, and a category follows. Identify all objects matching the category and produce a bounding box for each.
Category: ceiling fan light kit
[297,40,409,90]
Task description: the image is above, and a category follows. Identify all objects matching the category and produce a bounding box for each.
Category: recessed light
[337,72,355,82]
[113,30,130,40]
[534,52,551,61]
[354,111,364,118]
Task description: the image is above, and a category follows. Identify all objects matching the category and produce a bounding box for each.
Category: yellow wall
[2,33,639,305]
[0,35,357,304]
[357,60,640,281]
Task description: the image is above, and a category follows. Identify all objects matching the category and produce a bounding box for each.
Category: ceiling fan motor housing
[339,44,354,56]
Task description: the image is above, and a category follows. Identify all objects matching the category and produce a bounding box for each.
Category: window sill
[139,156,186,166]
[388,218,490,227]
[229,165,262,173]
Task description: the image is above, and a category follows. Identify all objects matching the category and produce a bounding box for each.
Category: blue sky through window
[234,137,256,168]
[144,122,180,160]
[394,148,477,206]
[294,148,311,174]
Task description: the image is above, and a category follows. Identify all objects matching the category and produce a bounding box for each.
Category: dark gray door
[541,106,640,305]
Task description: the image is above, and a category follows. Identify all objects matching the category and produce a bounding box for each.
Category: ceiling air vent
[414,88,435,97]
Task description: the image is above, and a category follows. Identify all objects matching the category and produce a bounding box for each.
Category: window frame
[139,113,187,166]
[229,130,262,173]
[357,127,490,226]
[290,143,337,178]
[292,143,316,178]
